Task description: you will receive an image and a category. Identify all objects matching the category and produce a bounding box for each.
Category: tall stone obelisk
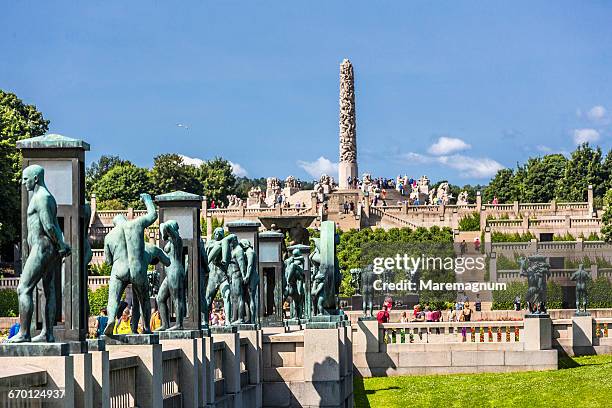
[338,58,358,189]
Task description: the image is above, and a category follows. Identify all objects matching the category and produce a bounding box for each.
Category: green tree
[602,189,612,243]
[0,91,49,250]
[198,157,236,205]
[522,154,567,202]
[86,155,128,196]
[233,176,267,198]
[150,153,202,196]
[602,149,612,192]
[483,168,515,203]
[94,163,153,208]
[556,143,605,201]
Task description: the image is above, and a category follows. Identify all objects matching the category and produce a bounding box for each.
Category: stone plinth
[214,332,242,407]
[0,356,75,408]
[105,343,163,408]
[90,348,110,408]
[157,330,201,340]
[0,342,70,357]
[572,316,594,350]
[160,336,199,407]
[197,335,215,406]
[338,162,358,189]
[239,329,263,408]
[353,318,380,353]
[101,333,159,345]
[524,315,552,350]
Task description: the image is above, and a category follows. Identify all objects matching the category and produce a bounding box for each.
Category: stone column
[338,59,358,189]
[155,191,203,330]
[89,346,110,408]
[572,316,594,353]
[587,184,594,215]
[239,329,263,407]
[214,332,242,406]
[489,252,497,282]
[105,338,163,408]
[160,334,200,408]
[197,335,215,406]
[524,317,552,351]
[17,134,90,342]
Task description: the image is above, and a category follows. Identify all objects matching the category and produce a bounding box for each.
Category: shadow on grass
[354,376,402,408]
[559,355,612,369]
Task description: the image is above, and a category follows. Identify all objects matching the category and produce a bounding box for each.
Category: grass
[354,355,612,408]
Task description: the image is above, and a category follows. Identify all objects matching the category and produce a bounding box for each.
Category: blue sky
[2,1,611,184]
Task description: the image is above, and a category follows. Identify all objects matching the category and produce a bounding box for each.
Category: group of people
[374,298,480,324]
[92,301,164,338]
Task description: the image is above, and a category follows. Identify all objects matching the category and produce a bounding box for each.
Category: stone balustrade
[379,321,524,345]
[108,352,138,407]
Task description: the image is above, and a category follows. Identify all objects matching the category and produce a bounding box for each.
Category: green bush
[458,212,480,231]
[491,231,536,242]
[496,253,520,270]
[0,289,18,317]
[88,285,109,316]
[554,232,575,241]
[97,199,125,210]
[492,281,562,310]
[588,277,612,308]
[89,262,112,276]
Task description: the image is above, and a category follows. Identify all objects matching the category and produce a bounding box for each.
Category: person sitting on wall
[460,302,472,322]
[376,304,390,324]
[412,305,425,322]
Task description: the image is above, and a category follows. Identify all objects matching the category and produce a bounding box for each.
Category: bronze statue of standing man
[10,165,71,343]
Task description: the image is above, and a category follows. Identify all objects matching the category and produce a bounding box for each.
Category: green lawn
[354,355,612,408]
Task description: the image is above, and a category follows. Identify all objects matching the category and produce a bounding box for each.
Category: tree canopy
[0,90,49,250]
[94,163,154,209]
[150,153,202,196]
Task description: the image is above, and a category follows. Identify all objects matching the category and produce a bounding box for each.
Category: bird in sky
[176,123,189,129]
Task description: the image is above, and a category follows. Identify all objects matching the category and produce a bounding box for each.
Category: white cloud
[427,136,471,155]
[587,105,607,121]
[536,145,553,153]
[179,154,248,177]
[437,155,505,178]
[399,151,503,179]
[297,156,339,179]
[401,152,433,164]
[179,154,205,167]
[229,161,248,177]
[573,128,600,144]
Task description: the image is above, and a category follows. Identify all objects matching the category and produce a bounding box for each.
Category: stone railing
[162,348,182,404]
[0,365,48,406]
[108,352,138,407]
[380,321,524,344]
[213,341,227,399]
[490,240,612,254]
[0,277,19,290]
[0,276,111,291]
[371,206,420,229]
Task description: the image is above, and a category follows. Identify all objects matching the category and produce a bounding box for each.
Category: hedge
[492,281,562,310]
[0,289,18,317]
[88,285,109,316]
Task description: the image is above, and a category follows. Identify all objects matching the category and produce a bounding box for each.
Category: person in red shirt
[376,305,390,324]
